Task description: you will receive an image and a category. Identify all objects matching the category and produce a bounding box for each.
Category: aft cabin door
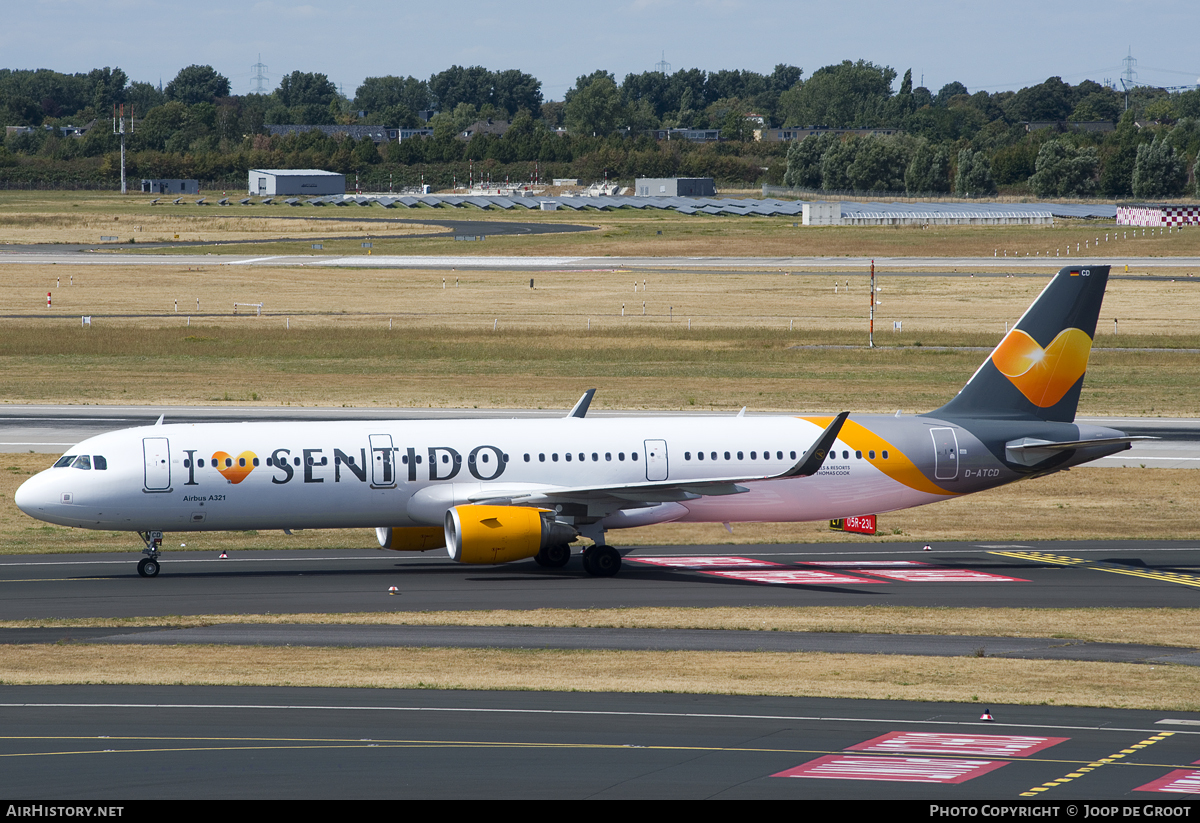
[930,427,959,481]
[370,434,396,488]
[644,439,668,482]
[143,437,171,491]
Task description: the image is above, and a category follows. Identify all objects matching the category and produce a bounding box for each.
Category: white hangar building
[248,169,345,197]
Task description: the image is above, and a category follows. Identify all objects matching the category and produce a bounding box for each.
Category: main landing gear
[137,530,163,577]
[582,545,621,577]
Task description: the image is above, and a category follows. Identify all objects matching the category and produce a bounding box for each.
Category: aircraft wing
[468,412,850,506]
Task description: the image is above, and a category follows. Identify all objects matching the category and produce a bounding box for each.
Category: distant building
[649,128,721,142]
[756,126,900,142]
[1023,121,1115,134]
[141,178,199,195]
[398,128,433,141]
[459,119,510,140]
[265,124,399,143]
[634,177,717,197]
[248,169,345,197]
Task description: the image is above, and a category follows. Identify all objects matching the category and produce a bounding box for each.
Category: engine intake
[445,505,577,565]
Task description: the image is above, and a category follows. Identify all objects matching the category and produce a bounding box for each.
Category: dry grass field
[0,263,1197,412]
[1,644,1197,710]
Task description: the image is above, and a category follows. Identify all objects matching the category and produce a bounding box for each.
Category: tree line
[1,61,1198,195]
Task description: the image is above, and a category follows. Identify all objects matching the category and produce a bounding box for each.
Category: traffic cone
[980,708,994,721]
[388,586,399,595]
[219,551,228,559]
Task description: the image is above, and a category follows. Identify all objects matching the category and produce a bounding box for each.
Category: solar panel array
[225,194,1118,220]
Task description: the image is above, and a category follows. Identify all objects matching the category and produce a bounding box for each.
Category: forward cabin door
[370,434,396,488]
[644,439,668,481]
[142,437,171,491]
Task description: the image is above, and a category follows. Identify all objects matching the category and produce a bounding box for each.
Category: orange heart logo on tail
[991,328,1092,408]
[211,450,257,484]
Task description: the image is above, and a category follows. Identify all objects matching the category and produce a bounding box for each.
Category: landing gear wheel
[534,543,572,568]
[583,545,621,577]
[137,557,160,578]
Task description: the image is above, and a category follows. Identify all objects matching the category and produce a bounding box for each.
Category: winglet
[781,412,849,478]
[155,414,164,426]
[736,407,747,418]
[566,389,596,419]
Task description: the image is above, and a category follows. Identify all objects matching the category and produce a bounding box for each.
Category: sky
[7,0,1199,101]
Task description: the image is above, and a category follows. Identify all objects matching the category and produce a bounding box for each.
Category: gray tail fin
[932,265,1110,422]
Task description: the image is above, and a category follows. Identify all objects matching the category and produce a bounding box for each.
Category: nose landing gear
[137,530,163,577]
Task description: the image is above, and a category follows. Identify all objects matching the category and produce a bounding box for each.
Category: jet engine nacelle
[444,505,577,565]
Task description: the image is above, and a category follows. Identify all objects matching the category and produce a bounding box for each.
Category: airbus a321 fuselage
[16,264,1141,577]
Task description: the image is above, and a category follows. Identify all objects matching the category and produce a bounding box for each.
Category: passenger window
[855,451,862,459]
[54,455,75,468]
[238,458,246,467]
[552,453,558,462]
[843,450,849,459]
[697,452,704,460]
[684,452,691,460]
[566,453,573,462]
[737,451,743,460]
[724,451,730,460]
[252,458,260,467]
[539,453,545,462]
[605,453,611,461]
[750,451,757,459]
[632,453,638,460]
[524,454,530,462]
[882,450,889,459]
[710,452,717,460]
[592,453,598,462]
[790,451,796,459]
[618,453,625,461]
[869,450,875,459]
[776,451,783,460]
[71,455,91,470]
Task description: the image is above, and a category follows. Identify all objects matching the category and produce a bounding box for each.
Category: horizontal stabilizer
[1004,435,1154,466]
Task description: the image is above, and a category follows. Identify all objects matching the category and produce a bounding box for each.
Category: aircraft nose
[14,472,54,517]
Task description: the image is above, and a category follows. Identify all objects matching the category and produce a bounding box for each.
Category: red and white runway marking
[847,732,1067,758]
[773,755,1007,783]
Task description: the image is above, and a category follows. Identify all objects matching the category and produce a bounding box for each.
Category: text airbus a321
[15,264,1144,578]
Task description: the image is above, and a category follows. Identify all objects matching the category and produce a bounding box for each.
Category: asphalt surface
[3,540,1199,618]
[3,685,1199,799]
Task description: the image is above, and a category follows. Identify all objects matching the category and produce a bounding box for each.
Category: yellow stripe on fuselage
[799,416,957,498]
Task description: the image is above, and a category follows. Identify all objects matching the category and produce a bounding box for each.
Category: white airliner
[15,265,1142,578]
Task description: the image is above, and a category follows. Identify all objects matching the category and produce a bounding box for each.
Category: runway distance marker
[628,556,784,569]
[1137,764,1200,794]
[773,755,1007,783]
[846,732,1067,758]
[704,569,885,585]
[853,569,1030,583]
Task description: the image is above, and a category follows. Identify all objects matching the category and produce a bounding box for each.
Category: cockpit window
[93,456,107,470]
[53,455,76,468]
[71,455,92,470]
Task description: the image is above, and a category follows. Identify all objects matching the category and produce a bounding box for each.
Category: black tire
[137,557,160,578]
[537,543,571,568]
[584,546,620,577]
